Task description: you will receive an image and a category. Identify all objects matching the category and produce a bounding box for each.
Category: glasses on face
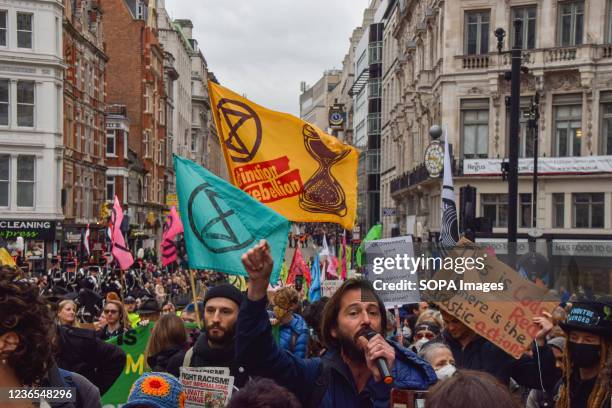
[104,309,119,315]
[162,308,173,314]
[415,331,436,341]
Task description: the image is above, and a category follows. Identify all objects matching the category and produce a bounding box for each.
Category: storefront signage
[0,220,56,240]
[463,156,612,176]
[552,240,612,257]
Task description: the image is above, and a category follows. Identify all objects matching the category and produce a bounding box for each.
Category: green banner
[101,323,153,408]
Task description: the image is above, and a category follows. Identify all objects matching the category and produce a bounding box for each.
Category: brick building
[103,0,167,250]
[62,0,108,254]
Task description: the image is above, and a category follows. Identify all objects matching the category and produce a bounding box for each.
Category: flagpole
[189,269,202,329]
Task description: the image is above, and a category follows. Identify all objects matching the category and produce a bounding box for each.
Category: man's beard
[337,329,366,364]
[205,323,235,346]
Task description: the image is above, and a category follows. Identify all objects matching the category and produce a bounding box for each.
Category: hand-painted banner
[101,323,153,407]
[208,81,358,229]
[428,238,557,359]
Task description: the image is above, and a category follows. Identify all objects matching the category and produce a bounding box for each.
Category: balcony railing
[390,158,459,196]
[460,55,490,69]
[457,45,603,72]
[600,44,612,59]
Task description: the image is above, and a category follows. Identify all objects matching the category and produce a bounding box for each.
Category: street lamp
[496,19,524,245]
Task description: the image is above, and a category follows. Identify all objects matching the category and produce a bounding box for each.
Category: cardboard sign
[180,366,234,408]
[321,280,343,297]
[429,239,557,359]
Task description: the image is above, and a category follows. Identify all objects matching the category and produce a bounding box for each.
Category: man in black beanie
[169,283,248,387]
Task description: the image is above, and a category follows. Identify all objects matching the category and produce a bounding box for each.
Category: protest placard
[365,236,420,308]
[180,366,234,408]
[427,239,558,358]
[321,280,343,297]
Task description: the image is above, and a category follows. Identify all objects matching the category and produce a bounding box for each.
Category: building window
[144,175,150,202]
[465,10,490,55]
[106,130,116,156]
[16,13,33,49]
[461,99,489,159]
[553,193,565,228]
[481,193,508,228]
[158,141,163,164]
[368,41,382,64]
[369,78,381,99]
[554,96,581,157]
[0,79,8,126]
[520,193,532,228]
[17,81,34,127]
[572,193,604,228]
[0,11,7,47]
[558,1,584,46]
[17,155,34,207]
[601,93,612,155]
[0,154,8,206]
[608,0,612,43]
[106,176,114,201]
[143,131,150,158]
[511,6,536,49]
[368,113,381,135]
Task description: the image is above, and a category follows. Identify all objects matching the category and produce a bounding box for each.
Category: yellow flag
[208,81,358,229]
[0,248,16,267]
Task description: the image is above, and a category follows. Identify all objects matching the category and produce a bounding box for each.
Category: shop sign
[0,220,56,240]
[464,156,612,176]
[552,240,612,257]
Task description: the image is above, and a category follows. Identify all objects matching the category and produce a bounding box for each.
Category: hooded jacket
[236,297,437,408]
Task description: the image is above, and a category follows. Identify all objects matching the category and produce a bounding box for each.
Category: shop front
[0,219,57,274]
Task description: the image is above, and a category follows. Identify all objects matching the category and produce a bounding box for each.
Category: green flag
[356,223,382,267]
[101,323,153,407]
[279,262,289,285]
[175,155,290,283]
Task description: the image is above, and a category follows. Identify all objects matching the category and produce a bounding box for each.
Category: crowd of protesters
[0,238,610,408]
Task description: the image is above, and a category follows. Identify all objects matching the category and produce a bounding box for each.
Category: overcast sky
[164,0,370,116]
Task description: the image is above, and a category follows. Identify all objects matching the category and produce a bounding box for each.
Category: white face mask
[414,337,429,352]
[435,364,456,380]
[401,326,411,338]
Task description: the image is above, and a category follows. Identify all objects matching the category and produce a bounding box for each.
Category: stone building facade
[380,0,612,290]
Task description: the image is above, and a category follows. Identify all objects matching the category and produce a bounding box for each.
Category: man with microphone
[237,240,436,407]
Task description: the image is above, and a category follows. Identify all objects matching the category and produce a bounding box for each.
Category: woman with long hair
[0,266,56,391]
[145,314,187,377]
[555,300,611,408]
[96,299,130,340]
[57,299,80,327]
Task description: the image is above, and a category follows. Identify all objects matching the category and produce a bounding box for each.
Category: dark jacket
[41,363,77,408]
[167,331,249,388]
[61,370,102,408]
[147,344,186,378]
[554,372,612,408]
[56,325,126,394]
[236,297,437,408]
[442,331,557,389]
[95,324,126,341]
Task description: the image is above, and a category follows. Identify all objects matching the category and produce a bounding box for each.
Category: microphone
[359,328,394,384]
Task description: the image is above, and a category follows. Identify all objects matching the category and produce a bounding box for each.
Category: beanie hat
[547,336,566,352]
[123,372,185,408]
[204,284,243,308]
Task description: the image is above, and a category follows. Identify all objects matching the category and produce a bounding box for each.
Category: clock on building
[424,140,444,178]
